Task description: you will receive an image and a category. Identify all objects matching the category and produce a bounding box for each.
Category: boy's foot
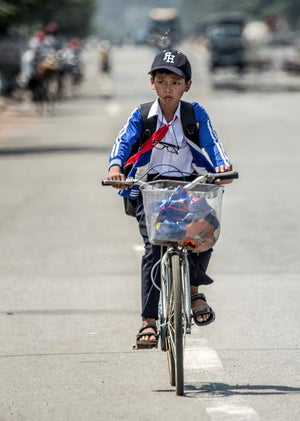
[135,320,159,349]
[191,293,215,326]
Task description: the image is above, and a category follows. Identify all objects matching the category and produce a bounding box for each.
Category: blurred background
[0,0,300,103]
[0,3,300,419]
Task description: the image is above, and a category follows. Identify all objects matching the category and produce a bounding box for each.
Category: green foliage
[0,1,17,17]
[0,0,96,37]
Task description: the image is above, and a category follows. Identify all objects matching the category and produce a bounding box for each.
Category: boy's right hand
[214,164,234,185]
[108,165,125,189]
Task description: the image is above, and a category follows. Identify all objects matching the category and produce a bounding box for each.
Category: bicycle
[102,170,238,395]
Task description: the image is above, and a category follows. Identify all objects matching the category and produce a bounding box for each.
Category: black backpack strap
[124,102,157,176]
[140,102,157,141]
[180,100,199,144]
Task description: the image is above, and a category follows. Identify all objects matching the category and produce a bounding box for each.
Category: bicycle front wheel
[167,253,184,396]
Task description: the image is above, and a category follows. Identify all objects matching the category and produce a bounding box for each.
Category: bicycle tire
[168,253,184,395]
[166,256,175,386]
[167,344,175,386]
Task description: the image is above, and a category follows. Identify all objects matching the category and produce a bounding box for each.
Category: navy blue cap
[149,50,192,80]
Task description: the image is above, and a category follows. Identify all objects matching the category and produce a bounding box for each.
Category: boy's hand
[108,165,125,189]
[215,164,233,185]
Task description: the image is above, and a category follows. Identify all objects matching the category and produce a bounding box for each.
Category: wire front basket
[141,181,223,252]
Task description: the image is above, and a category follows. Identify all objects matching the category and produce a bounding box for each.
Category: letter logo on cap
[163,52,175,64]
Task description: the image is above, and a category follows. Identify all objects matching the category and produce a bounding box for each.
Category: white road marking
[206,404,259,421]
[184,346,223,370]
[185,336,259,420]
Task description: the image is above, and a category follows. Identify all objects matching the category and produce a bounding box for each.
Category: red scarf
[124,124,169,168]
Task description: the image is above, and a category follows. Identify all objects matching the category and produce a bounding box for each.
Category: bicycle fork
[181,249,192,334]
[160,248,192,341]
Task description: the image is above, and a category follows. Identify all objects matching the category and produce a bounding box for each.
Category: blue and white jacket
[109,100,230,199]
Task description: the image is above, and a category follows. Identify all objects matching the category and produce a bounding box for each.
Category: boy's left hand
[215,164,233,185]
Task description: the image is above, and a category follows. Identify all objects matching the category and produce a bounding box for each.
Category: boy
[108,49,233,348]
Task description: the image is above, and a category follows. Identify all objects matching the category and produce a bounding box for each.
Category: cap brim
[148,66,187,79]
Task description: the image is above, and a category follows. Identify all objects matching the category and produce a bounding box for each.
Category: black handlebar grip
[214,171,239,180]
[101,179,132,186]
[101,179,114,186]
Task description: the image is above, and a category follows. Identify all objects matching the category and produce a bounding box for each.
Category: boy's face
[150,71,191,109]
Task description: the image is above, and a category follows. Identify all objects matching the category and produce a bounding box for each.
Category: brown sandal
[134,323,159,350]
[191,293,215,326]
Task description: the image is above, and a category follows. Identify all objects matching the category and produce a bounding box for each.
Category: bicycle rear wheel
[167,253,184,395]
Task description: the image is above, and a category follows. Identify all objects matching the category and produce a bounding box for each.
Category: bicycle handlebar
[102,179,134,186]
[101,171,239,188]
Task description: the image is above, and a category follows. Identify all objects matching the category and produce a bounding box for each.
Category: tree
[0,0,96,37]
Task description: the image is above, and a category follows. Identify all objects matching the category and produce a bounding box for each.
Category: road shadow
[3,308,138,316]
[184,382,300,398]
[0,145,111,157]
[212,81,300,92]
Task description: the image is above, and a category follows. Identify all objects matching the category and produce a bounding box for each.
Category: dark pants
[136,194,214,320]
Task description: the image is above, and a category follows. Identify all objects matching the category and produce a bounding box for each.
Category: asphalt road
[0,43,299,421]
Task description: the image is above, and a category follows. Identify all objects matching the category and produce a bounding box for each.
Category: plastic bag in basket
[154,185,219,251]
